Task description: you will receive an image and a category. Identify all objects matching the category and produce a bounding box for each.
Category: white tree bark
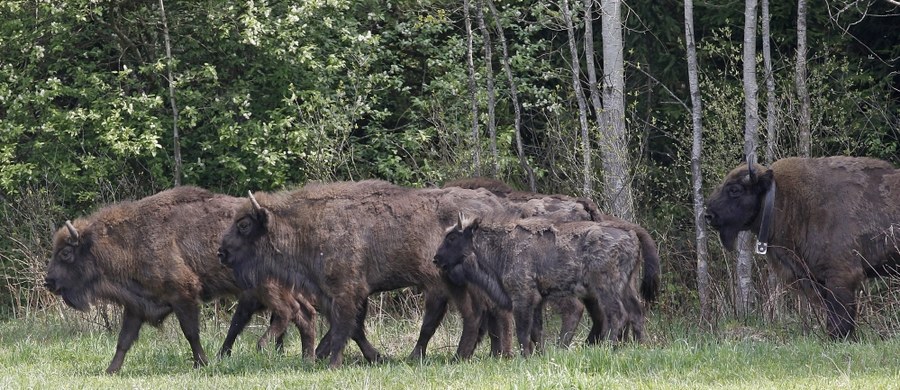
[762,0,777,164]
[560,0,593,198]
[796,0,811,157]
[486,0,536,191]
[684,0,711,323]
[738,0,760,317]
[463,0,482,175]
[599,0,634,220]
[475,0,499,177]
[159,0,181,186]
[761,0,782,322]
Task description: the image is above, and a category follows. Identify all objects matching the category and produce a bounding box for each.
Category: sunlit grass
[1,309,899,389]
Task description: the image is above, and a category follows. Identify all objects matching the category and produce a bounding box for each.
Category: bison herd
[43,156,899,374]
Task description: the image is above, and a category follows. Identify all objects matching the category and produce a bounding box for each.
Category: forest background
[1,0,898,334]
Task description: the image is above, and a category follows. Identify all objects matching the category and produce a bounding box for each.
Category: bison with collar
[705,156,900,339]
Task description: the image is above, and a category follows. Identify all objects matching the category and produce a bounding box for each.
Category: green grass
[1,310,899,389]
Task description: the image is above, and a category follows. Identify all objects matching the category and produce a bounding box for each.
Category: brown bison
[217,180,509,367]
[44,186,316,373]
[705,156,900,339]
[433,213,645,356]
[443,178,660,347]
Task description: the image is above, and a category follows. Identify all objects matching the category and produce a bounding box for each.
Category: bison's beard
[717,226,742,251]
[59,289,92,312]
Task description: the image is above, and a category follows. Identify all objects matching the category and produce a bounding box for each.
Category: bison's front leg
[172,301,208,368]
[408,291,449,360]
[818,282,859,340]
[106,308,144,374]
[219,293,264,358]
[512,300,536,357]
[452,289,483,359]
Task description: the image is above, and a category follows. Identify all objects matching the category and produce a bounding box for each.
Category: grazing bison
[433,213,645,356]
[44,187,247,373]
[217,180,508,367]
[443,178,660,346]
[705,156,900,339]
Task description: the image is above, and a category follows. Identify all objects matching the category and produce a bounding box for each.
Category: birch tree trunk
[475,0,498,177]
[737,0,760,318]
[762,0,777,164]
[486,0,536,191]
[463,0,482,175]
[560,0,594,198]
[599,0,635,221]
[583,0,604,171]
[684,0,711,324]
[796,0,811,157]
[159,0,181,186]
[761,0,782,322]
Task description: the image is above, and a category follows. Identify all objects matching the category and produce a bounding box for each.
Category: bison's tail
[463,265,512,309]
[634,227,661,304]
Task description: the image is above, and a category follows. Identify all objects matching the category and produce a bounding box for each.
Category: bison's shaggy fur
[434,214,645,356]
[45,186,317,373]
[45,186,246,373]
[706,156,900,339]
[443,178,660,347]
[217,180,508,367]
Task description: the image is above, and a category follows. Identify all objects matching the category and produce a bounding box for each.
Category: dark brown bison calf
[443,178,660,348]
[434,213,645,356]
[705,156,900,339]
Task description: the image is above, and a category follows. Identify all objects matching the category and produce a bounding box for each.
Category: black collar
[755,181,777,254]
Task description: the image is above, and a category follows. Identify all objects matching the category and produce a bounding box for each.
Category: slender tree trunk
[761,0,782,322]
[796,0,811,157]
[560,0,593,198]
[583,0,604,166]
[463,0,482,175]
[684,0,711,324]
[475,0,499,177]
[737,0,760,318]
[159,0,181,186]
[762,0,777,164]
[486,0,536,191]
[599,0,634,221]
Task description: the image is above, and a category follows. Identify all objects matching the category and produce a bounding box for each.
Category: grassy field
[1,309,899,389]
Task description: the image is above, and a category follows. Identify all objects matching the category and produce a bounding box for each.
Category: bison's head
[434,212,479,285]
[705,162,774,251]
[45,220,101,311]
[218,191,274,289]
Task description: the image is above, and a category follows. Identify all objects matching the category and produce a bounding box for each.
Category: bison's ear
[757,169,775,192]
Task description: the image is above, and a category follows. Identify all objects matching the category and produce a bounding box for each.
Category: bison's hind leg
[171,301,209,368]
[555,298,584,348]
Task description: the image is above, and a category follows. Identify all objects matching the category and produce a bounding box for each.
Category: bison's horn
[457,211,465,229]
[744,154,757,184]
[65,220,79,240]
[248,190,262,212]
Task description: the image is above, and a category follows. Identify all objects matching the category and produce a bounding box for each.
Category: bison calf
[705,156,900,339]
[434,213,645,356]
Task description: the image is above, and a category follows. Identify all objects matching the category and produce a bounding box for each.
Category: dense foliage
[1,0,897,320]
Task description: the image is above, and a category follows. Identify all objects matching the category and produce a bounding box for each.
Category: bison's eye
[60,247,74,263]
[727,185,743,198]
[237,218,252,235]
